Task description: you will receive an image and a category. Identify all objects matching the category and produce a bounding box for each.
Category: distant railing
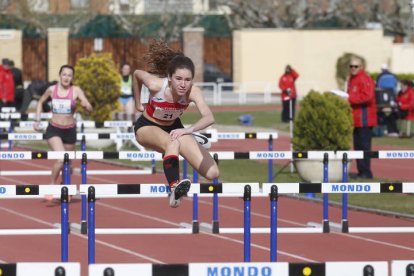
[140,82,281,106]
[200,82,280,105]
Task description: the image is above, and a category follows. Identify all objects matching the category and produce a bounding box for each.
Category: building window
[144,0,193,13]
[71,0,89,9]
[120,0,130,13]
[27,0,48,12]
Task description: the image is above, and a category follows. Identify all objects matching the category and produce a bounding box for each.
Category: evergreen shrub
[74,53,121,123]
[293,91,353,151]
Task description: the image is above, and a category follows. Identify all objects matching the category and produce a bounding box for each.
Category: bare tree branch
[217,0,412,37]
[0,0,11,11]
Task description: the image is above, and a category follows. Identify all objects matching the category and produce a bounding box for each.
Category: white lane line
[96,201,182,227]
[0,159,50,184]
[0,175,27,184]
[96,201,317,262]
[0,206,57,227]
[197,198,307,227]
[334,232,414,252]
[199,230,318,262]
[0,206,164,263]
[10,160,51,170]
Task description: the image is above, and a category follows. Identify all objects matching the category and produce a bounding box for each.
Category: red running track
[0,136,413,276]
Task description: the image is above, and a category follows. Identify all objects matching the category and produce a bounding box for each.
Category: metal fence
[139,82,281,106]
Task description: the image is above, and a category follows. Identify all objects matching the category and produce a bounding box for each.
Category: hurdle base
[81,221,88,234]
[323,220,330,233]
[192,221,199,234]
[212,221,219,234]
[52,223,70,234]
[305,193,315,199]
[341,220,349,233]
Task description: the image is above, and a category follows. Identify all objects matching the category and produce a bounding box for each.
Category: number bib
[52,99,72,114]
[153,107,184,121]
[121,83,132,95]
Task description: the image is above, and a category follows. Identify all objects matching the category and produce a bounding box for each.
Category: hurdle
[392,260,414,275]
[3,150,414,235]
[81,183,261,264]
[0,112,52,120]
[88,261,389,276]
[0,151,153,177]
[0,262,80,276]
[263,182,414,234]
[0,151,73,184]
[82,183,330,264]
[0,185,76,262]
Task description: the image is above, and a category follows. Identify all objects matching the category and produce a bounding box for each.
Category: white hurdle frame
[0,262,80,276]
[263,183,414,234]
[88,261,389,276]
[79,183,260,235]
[78,182,414,235]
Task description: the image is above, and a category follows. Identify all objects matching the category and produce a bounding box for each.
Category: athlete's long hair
[144,39,195,78]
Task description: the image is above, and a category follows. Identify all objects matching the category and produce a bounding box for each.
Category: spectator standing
[347,57,377,179]
[385,80,414,136]
[278,65,299,123]
[119,63,135,117]
[376,64,398,95]
[0,58,15,108]
[375,63,399,136]
[9,60,24,111]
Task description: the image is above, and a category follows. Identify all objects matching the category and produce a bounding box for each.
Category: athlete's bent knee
[205,166,220,180]
[166,139,181,152]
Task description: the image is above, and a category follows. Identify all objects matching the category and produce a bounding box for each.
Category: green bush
[74,53,121,122]
[293,91,353,151]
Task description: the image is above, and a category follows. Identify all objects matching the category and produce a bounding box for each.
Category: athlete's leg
[47,136,66,184]
[136,125,171,152]
[177,135,219,181]
[136,126,181,184]
[125,98,135,115]
[136,126,191,207]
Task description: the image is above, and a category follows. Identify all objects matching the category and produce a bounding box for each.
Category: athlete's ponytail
[143,40,194,79]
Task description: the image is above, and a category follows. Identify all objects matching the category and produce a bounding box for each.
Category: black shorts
[45,123,77,144]
[134,115,184,134]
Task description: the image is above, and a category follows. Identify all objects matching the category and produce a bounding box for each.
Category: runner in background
[34,65,92,197]
[118,63,135,119]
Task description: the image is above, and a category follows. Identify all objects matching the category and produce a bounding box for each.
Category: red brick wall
[23,37,232,81]
[204,37,232,76]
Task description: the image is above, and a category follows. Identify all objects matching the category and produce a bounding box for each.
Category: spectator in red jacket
[278,65,299,123]
[385,80,414,136]
[0,58,15,108]
[396,80,414,119]
[347,56,377,179]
